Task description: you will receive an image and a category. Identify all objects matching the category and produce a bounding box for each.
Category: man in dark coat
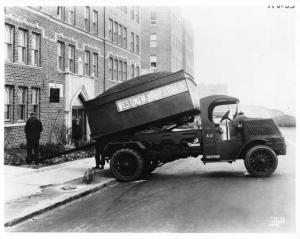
[94,140,106,170]
[72,119,82,147]
[25,112,43,165]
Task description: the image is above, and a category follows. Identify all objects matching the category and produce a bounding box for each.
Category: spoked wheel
[110,148,145,182]
[244,145,278,177]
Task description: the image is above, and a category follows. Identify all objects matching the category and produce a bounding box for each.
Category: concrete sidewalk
[4,158,117,227]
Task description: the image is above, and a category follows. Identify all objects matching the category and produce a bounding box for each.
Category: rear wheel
[110,148,145,181]
[244,145,278,177]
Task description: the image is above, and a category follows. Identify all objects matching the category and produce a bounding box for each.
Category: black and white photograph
[2,0,298,238]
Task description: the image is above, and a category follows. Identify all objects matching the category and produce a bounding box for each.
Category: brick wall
[4,6,141,149]
[141,7,173,72]
[140,7,193,74]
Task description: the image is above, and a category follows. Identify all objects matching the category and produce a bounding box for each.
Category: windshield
[212,103,238,124]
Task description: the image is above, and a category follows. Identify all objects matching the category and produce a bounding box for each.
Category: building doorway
[72,94,87,142]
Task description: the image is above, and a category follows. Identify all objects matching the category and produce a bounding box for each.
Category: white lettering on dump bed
[116,80,189,112]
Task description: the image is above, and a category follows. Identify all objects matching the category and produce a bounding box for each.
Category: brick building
[4,6,141,148]
[140,7,194,76]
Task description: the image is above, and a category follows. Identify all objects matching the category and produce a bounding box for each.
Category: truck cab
[200,95,286,176]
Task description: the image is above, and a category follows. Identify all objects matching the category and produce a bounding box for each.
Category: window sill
[4,122,26,127]
[5,62,42,69]
[65,72,98,80]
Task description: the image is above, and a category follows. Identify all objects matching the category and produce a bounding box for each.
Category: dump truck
[84,70,286,181]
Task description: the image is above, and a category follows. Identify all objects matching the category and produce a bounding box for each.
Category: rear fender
[104,141,147,157]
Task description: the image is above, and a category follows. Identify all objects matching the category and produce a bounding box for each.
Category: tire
[244,145,278,177]
[110,148,145,182]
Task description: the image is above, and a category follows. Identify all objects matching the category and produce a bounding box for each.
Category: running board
[201,158,236,164]
[202,161,235,164]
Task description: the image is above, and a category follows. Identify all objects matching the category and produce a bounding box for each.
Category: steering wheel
[220,110,231,122]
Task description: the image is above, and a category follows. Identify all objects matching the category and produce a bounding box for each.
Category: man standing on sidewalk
[25,112,43,165]
[94,140,106,169]
[72,119,82,147]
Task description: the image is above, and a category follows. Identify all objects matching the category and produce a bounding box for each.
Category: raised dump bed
[84,70,200,140]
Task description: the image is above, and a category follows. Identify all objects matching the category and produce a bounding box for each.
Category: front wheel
[244,145,278,177]
[110,148,145,182]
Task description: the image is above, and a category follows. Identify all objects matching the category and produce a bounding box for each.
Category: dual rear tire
[110,148,159,181]
[110,148,145,182]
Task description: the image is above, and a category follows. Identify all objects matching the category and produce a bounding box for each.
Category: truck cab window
[213,104,237,141]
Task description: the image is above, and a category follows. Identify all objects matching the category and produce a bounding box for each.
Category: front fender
[236,139,268,159]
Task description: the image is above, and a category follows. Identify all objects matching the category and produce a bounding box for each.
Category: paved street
[9,128,295,233]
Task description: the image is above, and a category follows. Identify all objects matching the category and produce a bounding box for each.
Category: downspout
[103,6,106,91]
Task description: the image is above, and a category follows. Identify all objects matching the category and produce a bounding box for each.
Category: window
[119,60,123,81]
[31,88,40,114]
[114,59,118,81]
[150,55,157,68]
[50,88,60,103]
[58,41,65,71]
[172,35,175,48]
[131,32,134,52]
[57,6,65,21]
[5,24,14,62]
[5,86,13,122]
[109,57,113,80]
[136,35,139,54]
[136,66,140,76]
[18,29,28,63]
[92,10,98,35]
[135,7,139,23]
[150,33,157,47]
[123,62,127,81]
[84,6,90,32]
[17,87,27,121]
[109,19,113,41]
[122,6,127,14]
[84,50,90,76]
[68,7,75,25]
[130,7,134,20]
[92,53,98,77]
[31,33,41,66]
[68,44,75,73]
[119,24,123,45]
[131,64,134,79]
[123,27,127,48]
[150,12,157,24]
[114,22,118,43]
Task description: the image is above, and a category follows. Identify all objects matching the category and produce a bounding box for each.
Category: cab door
[215,120,242,160]
[202,125,220,160]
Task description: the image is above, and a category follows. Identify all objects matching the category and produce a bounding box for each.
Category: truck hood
[242,118,283,138]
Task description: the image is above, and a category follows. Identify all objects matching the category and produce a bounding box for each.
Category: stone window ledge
[4,122,26,127]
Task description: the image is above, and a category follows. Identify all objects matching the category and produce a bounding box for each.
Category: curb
[4,177,117,227]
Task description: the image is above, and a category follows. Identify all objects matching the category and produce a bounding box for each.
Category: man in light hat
[25,112,43,165]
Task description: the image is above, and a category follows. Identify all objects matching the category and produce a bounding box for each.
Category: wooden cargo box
[84,70,200,140]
